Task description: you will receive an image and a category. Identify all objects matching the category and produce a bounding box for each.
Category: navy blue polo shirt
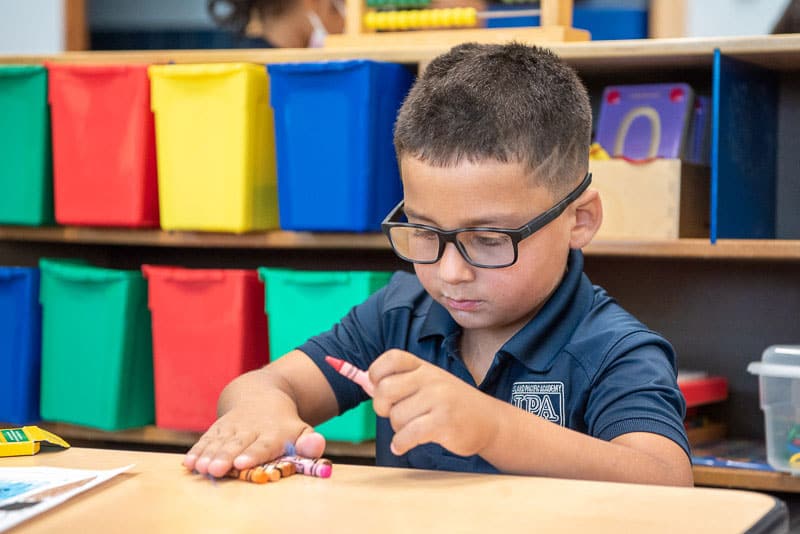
[299,249,689,473]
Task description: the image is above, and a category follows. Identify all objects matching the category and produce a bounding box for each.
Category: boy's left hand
[368,349,499,457]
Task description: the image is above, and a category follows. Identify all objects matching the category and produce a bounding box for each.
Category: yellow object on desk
[0,426,70,457]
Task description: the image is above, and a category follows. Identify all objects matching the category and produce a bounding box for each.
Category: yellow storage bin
[148,63,278,233]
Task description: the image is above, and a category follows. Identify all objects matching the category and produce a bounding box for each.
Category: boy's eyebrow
[403,205,521,228]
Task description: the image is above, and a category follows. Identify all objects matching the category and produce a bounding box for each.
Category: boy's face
[400,156,574,342]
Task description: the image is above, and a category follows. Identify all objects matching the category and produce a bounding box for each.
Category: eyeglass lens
[388,227,515,266]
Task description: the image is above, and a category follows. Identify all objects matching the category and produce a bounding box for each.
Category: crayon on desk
[264,459,296,479]
[279,456,333,478]
[227,466,272,484]
[325,355,374,397]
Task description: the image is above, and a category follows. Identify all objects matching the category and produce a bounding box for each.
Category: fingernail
[390,443,400,456]
[233,455,252,468]
[195,457,210,471]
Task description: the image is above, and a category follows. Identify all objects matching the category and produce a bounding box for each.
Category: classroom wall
[686,0,789,36]
[0,0,66,54]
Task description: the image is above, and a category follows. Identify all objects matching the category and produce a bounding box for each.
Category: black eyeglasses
[381,172,592,269]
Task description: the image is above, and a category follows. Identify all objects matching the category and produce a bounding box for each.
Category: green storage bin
[0,65,53,225]
[258,268,391,442]
[38,259,154,430]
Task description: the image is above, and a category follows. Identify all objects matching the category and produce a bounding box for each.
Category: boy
[185,42,693,486]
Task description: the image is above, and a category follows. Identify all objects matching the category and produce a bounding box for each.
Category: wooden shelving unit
[1,225,800,260]
[1,34,800,71]
[3,34,800,493]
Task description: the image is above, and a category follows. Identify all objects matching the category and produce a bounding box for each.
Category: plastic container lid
[747,346,800,379]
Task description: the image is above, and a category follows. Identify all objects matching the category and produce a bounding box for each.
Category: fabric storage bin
[0,66,52,226]
[38,259,154,430]
[46,63,159,227]
[142,265,268,432]
[268,60,413,232]
[258,268,391,442]
[0,267,42,424]
[149,63,278,233]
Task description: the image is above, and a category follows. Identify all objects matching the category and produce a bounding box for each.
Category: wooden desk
[0,448,788,533]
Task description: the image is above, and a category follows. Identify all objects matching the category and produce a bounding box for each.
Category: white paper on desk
[0,464,133,532]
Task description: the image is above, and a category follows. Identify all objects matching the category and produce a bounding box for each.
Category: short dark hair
[394,42,591,195]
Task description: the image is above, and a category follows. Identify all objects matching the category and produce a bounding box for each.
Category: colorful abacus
[326,0,589,48]
[364,7,478,31]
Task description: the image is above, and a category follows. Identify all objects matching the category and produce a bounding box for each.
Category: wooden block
[324,26,589,48]
[589,159,710,240]
[541,0,574,28]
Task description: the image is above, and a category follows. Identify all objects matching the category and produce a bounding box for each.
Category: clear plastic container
[747,345,800,474]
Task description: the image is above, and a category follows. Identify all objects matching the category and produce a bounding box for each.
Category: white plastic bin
[747,345,800,474]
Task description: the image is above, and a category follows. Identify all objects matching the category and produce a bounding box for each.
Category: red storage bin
[143,265,269,432]
[47,63,158,227]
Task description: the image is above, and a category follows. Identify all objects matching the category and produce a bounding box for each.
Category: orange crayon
[264,459,296,479]
[228,466,270,484]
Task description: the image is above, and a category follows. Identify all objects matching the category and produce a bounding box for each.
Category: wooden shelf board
[2,35,800,72]
[0,225,390,250]
[2,226,800,260]
[585,238,800,261]
[31,422,377,459]
[693,465,800,493]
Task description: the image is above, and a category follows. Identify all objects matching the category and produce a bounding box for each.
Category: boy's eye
[412,228,438,241]
[467,232,509,247]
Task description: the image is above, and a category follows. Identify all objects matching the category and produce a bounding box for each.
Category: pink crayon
[325,356,375,397]
[279,456,333,478]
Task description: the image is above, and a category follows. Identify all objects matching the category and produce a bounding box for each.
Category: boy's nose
[437,242,475,284]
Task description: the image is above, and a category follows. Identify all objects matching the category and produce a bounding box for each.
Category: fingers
[295,428,327,458]
[390,412,437,456]
[231,436,287,472]
[385,390,430,434]
[185,418,317,478]
[368,349,422,385]
[372,371,420,418]
[183,423,226,471]
[188,426,260,478]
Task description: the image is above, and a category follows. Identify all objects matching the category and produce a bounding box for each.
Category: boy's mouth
[442,296,481,312]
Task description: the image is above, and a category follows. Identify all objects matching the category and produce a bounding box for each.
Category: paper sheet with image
[0,465,132,532]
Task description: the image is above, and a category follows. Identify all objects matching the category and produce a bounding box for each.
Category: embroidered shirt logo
[511,381,565,426]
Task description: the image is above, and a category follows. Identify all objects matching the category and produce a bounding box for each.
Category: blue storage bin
[487,5,647,41]
[268,60,413,232]
[0,268,42,424]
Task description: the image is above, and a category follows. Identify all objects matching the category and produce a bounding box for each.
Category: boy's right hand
[183,405,326,478]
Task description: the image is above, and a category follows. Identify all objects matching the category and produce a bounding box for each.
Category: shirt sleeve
[297,281,390,415]
[583,331,690,458]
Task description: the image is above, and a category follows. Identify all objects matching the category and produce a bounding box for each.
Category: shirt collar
[501,249,593,371]
[418,249,593,371]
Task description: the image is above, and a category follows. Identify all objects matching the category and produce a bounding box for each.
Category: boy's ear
[569,189,603,249]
